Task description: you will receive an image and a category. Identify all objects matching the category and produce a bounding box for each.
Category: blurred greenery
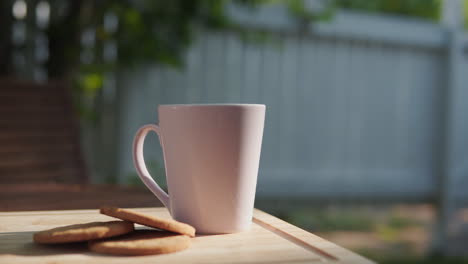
[62,0,334,118]
[39,0,464,119]
[285,208,375,232]
[63,0,239,118]
[360,250,468,264]
[465,0,468,28]
[335,0,441,21]
[268,205,424,233]
[376,256,468,264]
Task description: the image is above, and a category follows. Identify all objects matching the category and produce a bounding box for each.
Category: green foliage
[284,208,375,232]
[81,73,103,96]
[47,0,241,117]
[46,0,449,119]
[111,1,205,68]
[387,215,421,229]
[335,0,441,21]
[464,0,468,28]
[46,0,323,118]
[286,0,335,21]
[365,255,468,264]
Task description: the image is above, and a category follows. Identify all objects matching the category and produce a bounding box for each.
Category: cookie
[100,206,195,237]
[33,221,134,244]
[89,230,191,255]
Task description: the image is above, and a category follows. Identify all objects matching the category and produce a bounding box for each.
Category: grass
[285,208,375,232]
[372,256,468,264]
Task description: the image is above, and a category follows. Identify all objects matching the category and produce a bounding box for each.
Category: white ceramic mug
[133,104,265,234]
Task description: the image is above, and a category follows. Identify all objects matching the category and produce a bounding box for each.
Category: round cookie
[100,206,195,237]
[33,221,134,244]
[89,230,191,256]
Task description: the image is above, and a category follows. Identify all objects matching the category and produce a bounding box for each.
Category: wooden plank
[278,34,298,169]
[0,169,81,184]
[185,32,203,104]
[0,111,70,120]
[394,48,412,176]
[0,143,76,154]
[295,36,313,169]
[0,207,373,264]
[0,154,77,167]
[257,37,281,172]
[242,35,262,103]
[343,40,364,174]
[0,134,73,143]
[328,39,348,185]
[203,31,225,103]
[0,93,65,100]
[224,32,244,102]
[313,38,337,172]
[0,105,68,111]
[306,38,332,171]
[0,134,73,142]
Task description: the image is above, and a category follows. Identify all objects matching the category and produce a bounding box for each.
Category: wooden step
[0,104,71,111]
[0,79,63,87]
[0,151,78,164]
[0,168,82,184]
[0,110,71,119]
[0,142,76,154]
[0,121,75,129]
[0,125,77,134]
[0,87,66,94]
[0,157,78,168]
[0,118,73,125]
[0,149,79,166]
[0,131,74,140]
[0,93,65,100]
[0,134,75,144]
[0,160,80,173]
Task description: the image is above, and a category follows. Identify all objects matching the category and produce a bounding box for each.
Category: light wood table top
[0,207,374,264]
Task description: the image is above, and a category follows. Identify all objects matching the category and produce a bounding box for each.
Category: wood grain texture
[0,207,374,264]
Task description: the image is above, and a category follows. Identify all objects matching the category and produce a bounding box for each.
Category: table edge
[0,207,375,264]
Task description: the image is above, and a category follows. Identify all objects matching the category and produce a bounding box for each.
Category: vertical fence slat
[258,37,282,173]
[278,35,298,170]
[186,31,204,103]
[224,32,244,102]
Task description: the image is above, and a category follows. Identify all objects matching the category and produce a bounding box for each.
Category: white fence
[106,8,468,203]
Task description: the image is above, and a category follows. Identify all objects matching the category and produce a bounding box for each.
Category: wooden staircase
[0,81,87,184]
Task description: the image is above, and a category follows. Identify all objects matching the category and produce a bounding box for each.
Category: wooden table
[0,207,374,264]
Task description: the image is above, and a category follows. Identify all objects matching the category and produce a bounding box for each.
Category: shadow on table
[0,231,95,256]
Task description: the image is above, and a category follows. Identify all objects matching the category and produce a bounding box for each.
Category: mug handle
[132,124,170,210]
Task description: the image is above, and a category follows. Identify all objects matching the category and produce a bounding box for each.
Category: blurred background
[1,0,468,263]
